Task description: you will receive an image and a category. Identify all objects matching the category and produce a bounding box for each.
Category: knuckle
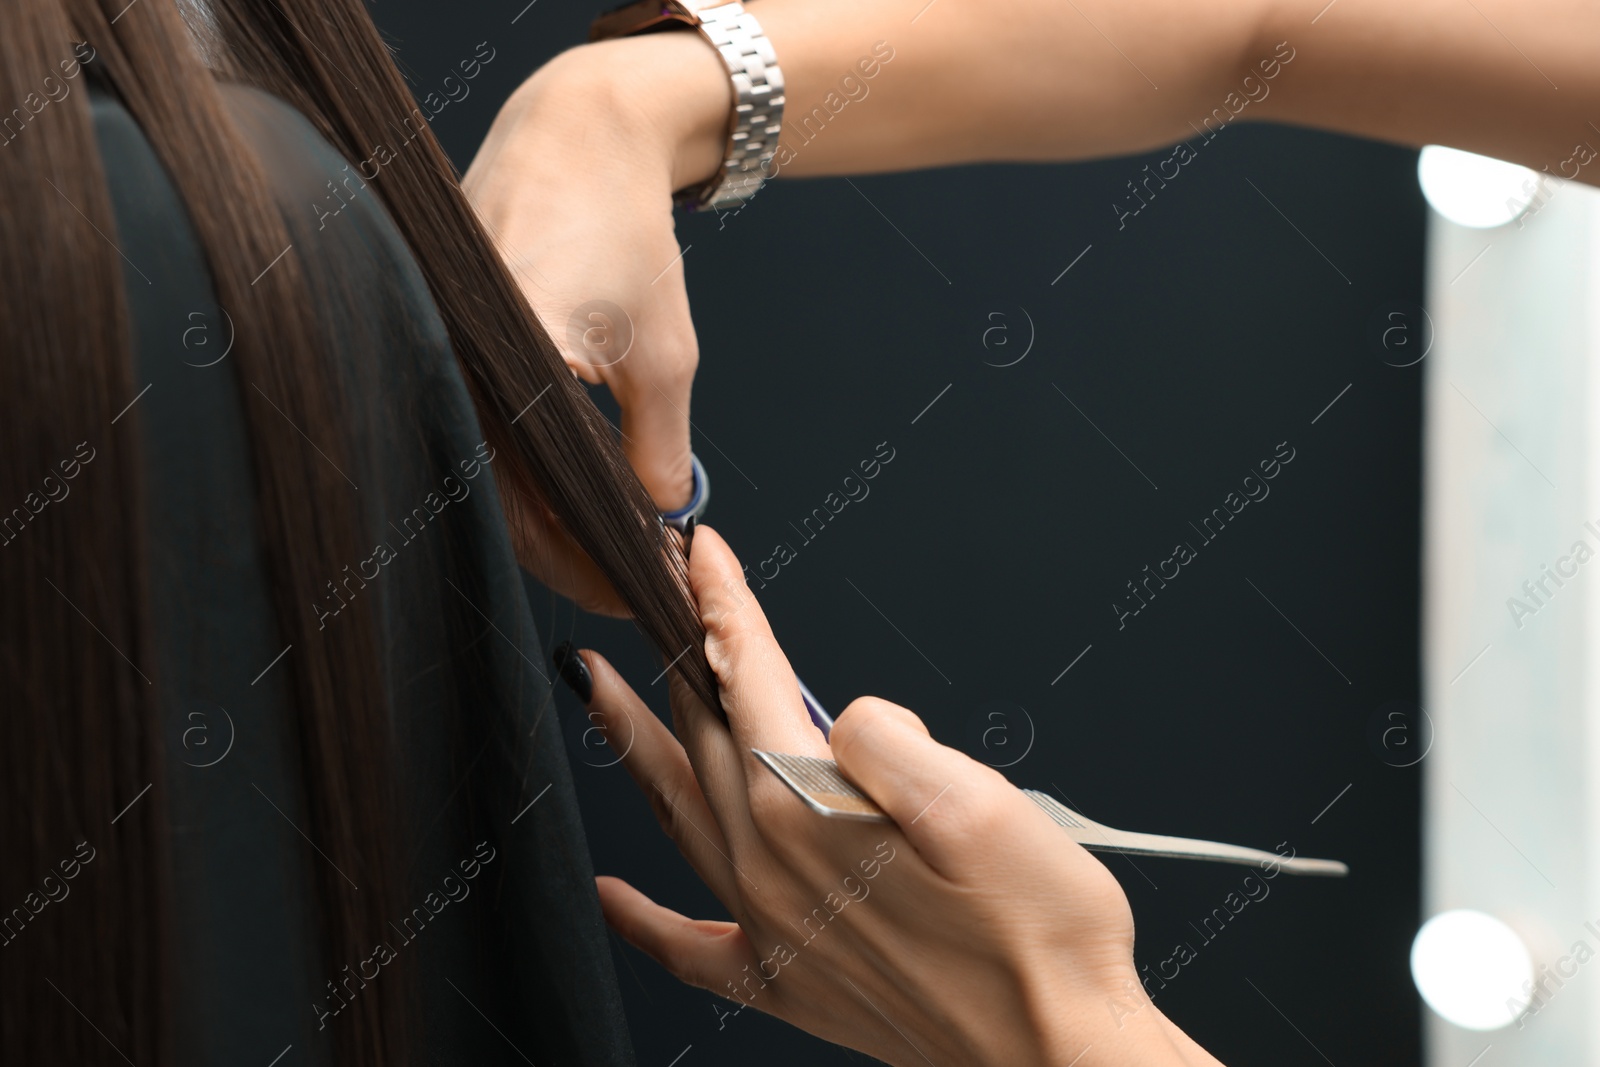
[840,695,898,725]
[645,784,679,837]
[745,773,795,829]
[948,786,1015,839]
[658,333,700,375]
[658,940,698,985]
[700,616,735,659]
[701,601,762,664]
[830,696,897,759]
[647,778,694,844]
[706,571,757,619]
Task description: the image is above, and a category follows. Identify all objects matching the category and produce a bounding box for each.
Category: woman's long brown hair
[0,0,720,1062]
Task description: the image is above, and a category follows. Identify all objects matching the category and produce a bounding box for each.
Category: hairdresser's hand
[563,526,1223,1067]
[469,0,1600,509]
[464,38,729,513]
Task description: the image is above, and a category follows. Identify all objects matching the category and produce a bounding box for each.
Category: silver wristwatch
[590,0,786,212]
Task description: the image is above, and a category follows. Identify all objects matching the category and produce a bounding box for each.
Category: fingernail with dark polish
[682,515,696,557]
[552,641,593,704]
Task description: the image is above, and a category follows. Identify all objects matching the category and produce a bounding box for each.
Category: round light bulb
[1417,145,1542,229]
[1410,909,1534,1030]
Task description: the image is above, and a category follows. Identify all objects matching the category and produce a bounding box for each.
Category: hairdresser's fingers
[617,380,696,516]
[501,485,630,617]
[665,667,761,855]
[686,525,832,759]
[829,697,1037,880]
[610,311,698,513]
[561,294,698,511]
[581,649,740,905]
[595,876,760,994]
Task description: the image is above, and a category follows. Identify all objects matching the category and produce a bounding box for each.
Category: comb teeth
[1021,790,1088,829]
[751,751,890,821]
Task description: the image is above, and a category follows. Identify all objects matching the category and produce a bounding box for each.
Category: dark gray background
[369,2,1429,1062]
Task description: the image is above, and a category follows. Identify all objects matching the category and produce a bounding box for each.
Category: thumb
[828,697,1029,879]
[595,876,759,992]
[556,291,697,510]
[619,379,696,511]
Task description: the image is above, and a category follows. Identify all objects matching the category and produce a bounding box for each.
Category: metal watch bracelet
[692,1,785,212]
[589,0,785,212]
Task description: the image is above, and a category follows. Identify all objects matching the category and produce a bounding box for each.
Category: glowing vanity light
[1410,910,1534,1030]
[1416,145,1541,229]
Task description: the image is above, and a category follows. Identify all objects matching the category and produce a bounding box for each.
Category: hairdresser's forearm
[744,0,1270,174]
[554,0,1599,190]
[543,0,1270,189]
[759,0,1598,178]
[1249,0,1600,180]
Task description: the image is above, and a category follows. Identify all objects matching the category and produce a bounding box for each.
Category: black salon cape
[92,85,636,1065]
